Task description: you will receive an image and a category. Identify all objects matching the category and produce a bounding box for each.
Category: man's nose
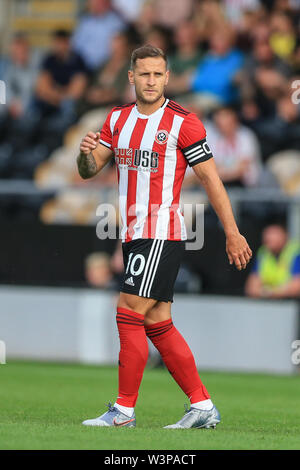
[147,75,155,86]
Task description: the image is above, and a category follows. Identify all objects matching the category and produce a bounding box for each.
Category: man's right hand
[80,131,100,155]
[77,131,113,179]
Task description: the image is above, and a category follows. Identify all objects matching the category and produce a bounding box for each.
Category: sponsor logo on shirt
[114,148,159,172]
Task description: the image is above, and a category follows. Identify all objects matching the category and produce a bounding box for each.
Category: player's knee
[117,292,157,315]
[144,302,172,326]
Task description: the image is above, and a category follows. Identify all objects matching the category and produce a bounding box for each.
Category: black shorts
[121,239,185,303]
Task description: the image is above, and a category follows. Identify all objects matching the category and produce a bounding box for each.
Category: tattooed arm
[77,131,113,179]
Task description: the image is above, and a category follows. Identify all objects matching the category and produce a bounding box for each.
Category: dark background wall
[0,218,262,295]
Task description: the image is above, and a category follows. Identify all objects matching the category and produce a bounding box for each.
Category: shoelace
[105,402,116,413]
[184,403,191,414]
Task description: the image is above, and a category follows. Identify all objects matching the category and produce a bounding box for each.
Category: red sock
[145,319,210,404]
[116,308,148,407]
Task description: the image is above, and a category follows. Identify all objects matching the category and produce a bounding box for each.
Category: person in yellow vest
[245,224,300,299]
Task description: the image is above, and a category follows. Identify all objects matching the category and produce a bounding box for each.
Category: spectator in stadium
[291,39,300,75]
[269,10,297,61]
[112,0,146,22]
[193,0,228,40]
[190,28,244,107]
[34,29,87,145]
[240,66,286,123]
[35,30,87,112]
[81,30,135,110]
[85,252,118,289]
[0,33,40,175]
[0,33,40,126]
[133,0,157,37]
[167,20,203,98]
[110,239,125,287]
[239,37,292,102]
[242,69,300,157]
[237,36,293,142]
[72,0,126,71]
[169,20,202,75]
[0,30,88,179]
[143,25,173,55]
[223,0,261,26]
[150,0,194,29]
[250,17,272,42]
[206,107,262,188]
[268,88,300,150]
[245,223,300,298]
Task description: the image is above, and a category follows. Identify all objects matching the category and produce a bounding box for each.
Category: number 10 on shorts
[126,253,146,277]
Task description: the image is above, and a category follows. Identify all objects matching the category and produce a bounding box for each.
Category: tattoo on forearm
[77,152,98,179]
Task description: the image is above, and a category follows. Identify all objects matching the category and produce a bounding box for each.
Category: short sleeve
[99,110,113,149]
[178,113,213,167]
[251,258,259,274]
[291,254,300,276]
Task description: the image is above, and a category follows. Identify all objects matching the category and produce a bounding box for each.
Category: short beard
[135,89,164,105]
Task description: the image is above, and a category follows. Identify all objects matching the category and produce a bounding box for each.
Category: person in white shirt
[205,106,262,187]
[72,0,126,71]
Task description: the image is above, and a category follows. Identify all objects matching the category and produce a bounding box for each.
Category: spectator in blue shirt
[190,28,244,105]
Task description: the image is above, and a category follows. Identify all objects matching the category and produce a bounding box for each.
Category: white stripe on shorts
[145,240,165,298]
[139,239,163,298]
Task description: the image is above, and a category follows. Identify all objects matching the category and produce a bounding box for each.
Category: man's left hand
[226,232,252,271]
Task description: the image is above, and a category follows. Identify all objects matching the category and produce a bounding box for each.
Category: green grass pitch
[0,361,300,450]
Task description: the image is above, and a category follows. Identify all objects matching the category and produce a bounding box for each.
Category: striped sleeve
[178,113,213,167]
[99,110,113,148]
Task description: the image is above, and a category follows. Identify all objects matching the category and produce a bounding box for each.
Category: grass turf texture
[0,361,300,450]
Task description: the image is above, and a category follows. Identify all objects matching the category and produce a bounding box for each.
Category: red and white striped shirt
[99,98,213,242]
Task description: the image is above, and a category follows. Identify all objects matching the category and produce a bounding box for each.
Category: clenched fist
[80,131,100,155]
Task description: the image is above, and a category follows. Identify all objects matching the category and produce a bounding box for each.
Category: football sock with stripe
[116,308,148,408]
[145,319,211,405]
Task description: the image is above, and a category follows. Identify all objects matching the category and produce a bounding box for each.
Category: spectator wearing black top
[35,30,87,127]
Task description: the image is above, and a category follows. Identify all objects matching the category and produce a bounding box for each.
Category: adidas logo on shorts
[125,276,135,286]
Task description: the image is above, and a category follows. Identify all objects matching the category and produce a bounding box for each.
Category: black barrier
[0,219,261,295]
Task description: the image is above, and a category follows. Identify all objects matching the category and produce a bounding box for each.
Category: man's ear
[165,69,170,86]
[128,70,134,85]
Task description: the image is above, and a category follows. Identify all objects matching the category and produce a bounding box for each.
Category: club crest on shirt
[155,130,169,145]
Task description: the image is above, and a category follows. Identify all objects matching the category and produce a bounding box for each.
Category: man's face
[214,109,237,136]
[88,0,110,15]
[210,33,231,56]
[262,225,288,254]
[128,57,169,105]
[53,37,70,57]
[10,39,29,65]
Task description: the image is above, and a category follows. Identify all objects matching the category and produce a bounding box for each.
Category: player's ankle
[190,399,214,411]
[114,402,135,417]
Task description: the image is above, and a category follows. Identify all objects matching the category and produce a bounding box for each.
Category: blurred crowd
[0,0,299,296]
[0,0,299,191]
